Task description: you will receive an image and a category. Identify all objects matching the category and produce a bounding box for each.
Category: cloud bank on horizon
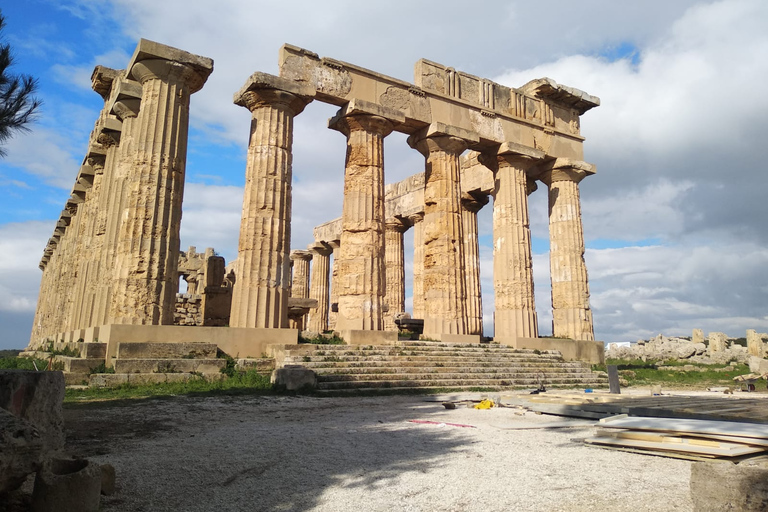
[0,0,766,349]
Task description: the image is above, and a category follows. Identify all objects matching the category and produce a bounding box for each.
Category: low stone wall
[497,336,605,365]
[174,293,203,326]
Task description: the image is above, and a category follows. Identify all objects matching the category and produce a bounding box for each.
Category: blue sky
[1,0,767,349]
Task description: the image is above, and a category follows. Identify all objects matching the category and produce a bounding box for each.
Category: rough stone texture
[539,160,595,341]
[229,75,313,329]
[411,214,425,320]
[289,250,312,330]
[327,242,341,331]
[690,460,768,511]
[0,407,44,494]
[708,332,728,352]
[384,220,407,332]
[0,370,65,452]
[747,329,767,357]
[306,243,332,333]
[408,128,473,338]
[329,108,396,332]
[692,328,704,344]
[270,365,317,391]
[461,195,486,336]
[748,355,768,374]
[605,334,753,365]
[173,293,203,326]
[100,464,116,496]
[484,147,542,340]
[31,458,102,512]
[109,42,213,326]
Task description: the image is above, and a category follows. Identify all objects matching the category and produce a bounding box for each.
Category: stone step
[113,358,226,374]
[286,346,563,358]
[316,371,599,382]
[54,356,105,374]
[312,366,592,376]
[89,372,225,388]
[235,358,275,374]
[284,354,572,364]
[289,358,589,369]
[317,376,606,390]
[116,342,218,360]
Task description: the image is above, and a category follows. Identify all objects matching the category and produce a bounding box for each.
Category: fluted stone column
[94,81,142,327]
[307,242,332,332]
[328,102,402,332]
[384,219,407,332]
[110,42,213,325]
[229,73,313,329]
[408,125,478,338]
[411,214,425,320]
[327,241,341,330]
[481,145,544,341]
[540,159,595,341]
[461,194,488,336]
[289,250,312,330]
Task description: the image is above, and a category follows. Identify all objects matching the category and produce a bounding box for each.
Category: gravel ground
[59,391,698,512]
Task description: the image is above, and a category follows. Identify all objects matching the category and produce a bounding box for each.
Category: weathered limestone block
[110,40,213,325]
[539,159,595,341]
[384,219,407,332]
[0,370,65,452]
[411,213,425,320]
[692,328,704,344]
[329,101,403,332]
[328,241,341,330]
[481,144,543,341]
[747,329,768,357]
[306,242,332,333]
[229,73,314,329]
[708,332,728,352]
[408,124,478,337]
[271,365,317,391]
[31,458,102,512]
[748,356,768,374]
[690,460,768,511]
[0,408,44,494]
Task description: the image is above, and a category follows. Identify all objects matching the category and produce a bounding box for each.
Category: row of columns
[30,41,213,346]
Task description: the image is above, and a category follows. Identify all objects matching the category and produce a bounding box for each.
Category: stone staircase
[279,341,607,392]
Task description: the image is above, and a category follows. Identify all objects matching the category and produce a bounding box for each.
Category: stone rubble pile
[606,329,768,365]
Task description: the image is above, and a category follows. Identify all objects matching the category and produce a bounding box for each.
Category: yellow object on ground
[474,399,495,409]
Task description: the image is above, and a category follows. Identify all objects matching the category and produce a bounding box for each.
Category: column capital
[538,158,596,186]
[461,192,489,213]
[131,59,210,93]
[127,39,213,93]
[112,99,141,120]
[290,249,313,262]
[385,218,409,233]
[478,141,545,173]
[307,241,333,257]
[234,72,314,115]
[407,122,478,157]
[328,98,404,136]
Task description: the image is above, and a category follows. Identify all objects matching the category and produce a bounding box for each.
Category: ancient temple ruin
[27,38,604,373]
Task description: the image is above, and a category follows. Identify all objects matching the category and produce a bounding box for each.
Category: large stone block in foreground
[0,370,65,452]
[271,365,316,391]
[0,408,45,494]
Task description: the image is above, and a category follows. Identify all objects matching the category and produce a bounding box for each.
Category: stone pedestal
[289,250,312,330]
[482,145,543,341]
[329,103,401,332]
[540,159,595,341]
[461,194,488,336]
[110,41,213,325]
[384,219,407,331]
[306,242,332,333]
[229,73,313,328]
[408,125,477,338]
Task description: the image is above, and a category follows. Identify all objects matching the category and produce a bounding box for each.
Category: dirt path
[61,392,697,512]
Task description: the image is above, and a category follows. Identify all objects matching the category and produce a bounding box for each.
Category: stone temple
[26,39,605,386]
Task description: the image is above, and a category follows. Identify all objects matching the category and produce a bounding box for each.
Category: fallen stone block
[100,463,116,496]
[690,460,768,511]
[0,370,65,452]
[0,408,44,494]
[748,356,768,374]
[271,365,317,391]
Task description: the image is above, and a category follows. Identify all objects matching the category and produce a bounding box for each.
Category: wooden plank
[584,436,764,457]
[596,429,760,451]
[585,443,718,461]
[525,403,609,420]
[599,415,768,439]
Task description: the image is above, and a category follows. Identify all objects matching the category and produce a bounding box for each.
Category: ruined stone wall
[174,294,203,326]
